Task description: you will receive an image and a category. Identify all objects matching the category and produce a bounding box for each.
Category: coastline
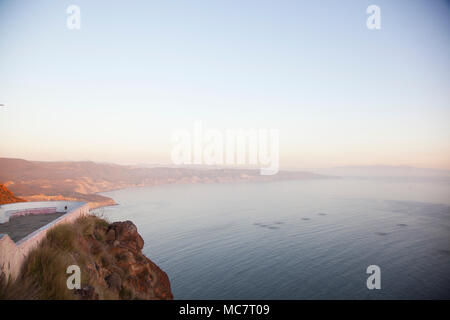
[92,175,341,210]
[0,157,339,210]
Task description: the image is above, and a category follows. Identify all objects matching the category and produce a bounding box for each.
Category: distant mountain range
[313,165,450,179]
[0,158,334,208]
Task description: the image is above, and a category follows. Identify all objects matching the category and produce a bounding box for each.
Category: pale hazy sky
[0,0,449,170]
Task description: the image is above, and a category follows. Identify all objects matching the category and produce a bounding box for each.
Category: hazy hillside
[0,158,334,208]
[314,165,450,180]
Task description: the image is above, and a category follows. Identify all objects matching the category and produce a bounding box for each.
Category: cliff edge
[0,215,173,300]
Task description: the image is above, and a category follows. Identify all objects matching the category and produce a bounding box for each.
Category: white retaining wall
[0,201,84,223]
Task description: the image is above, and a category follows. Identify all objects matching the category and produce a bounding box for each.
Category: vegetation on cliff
[0,215,173,300]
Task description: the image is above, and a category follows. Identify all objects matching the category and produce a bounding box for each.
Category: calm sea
[96,178,450,299]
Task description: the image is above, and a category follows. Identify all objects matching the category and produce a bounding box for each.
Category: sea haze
[96,178,450,299]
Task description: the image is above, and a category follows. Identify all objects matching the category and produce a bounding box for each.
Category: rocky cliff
[0,183,25,205]
[79,219,173,300]
[0,215,173,300]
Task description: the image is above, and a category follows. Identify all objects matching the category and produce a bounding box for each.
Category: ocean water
[96,178,450,299]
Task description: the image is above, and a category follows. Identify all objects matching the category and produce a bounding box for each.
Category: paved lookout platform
[0,201,89,280]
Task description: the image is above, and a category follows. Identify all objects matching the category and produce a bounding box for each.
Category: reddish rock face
[80,219,173,300]
[109,221,145,251]
[0,184,25,205]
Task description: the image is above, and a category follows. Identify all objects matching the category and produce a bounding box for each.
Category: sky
[0,0,449,170]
